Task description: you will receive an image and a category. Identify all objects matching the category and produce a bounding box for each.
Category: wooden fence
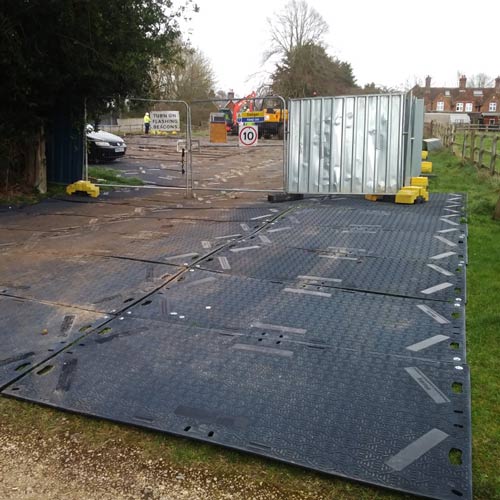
[429,122,499,175]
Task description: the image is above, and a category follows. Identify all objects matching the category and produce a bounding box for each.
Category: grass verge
[429,150,500,499]
[88,166,143,186]
[0,184,69,207]
[0,165,142,206]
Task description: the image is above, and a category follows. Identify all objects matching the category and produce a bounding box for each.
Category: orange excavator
[219,91,256,135]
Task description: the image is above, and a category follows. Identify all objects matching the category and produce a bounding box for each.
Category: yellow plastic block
[421,161,433,173]
[395,186,421,204]
[411,176,429,188]
[421,151,428,160]
[364,194,383,202]
[66,180,100,198]
[396,185,429,204]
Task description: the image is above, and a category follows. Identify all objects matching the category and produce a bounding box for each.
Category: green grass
[0,183,68,206]
[429,150,500,499]
[88,166,143,186]
[452,131,500,173]
[0,167,143,205]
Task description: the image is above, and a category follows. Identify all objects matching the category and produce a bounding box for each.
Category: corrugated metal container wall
[287,93,409,194]
[46,106,84,184]
[406,96,425,185]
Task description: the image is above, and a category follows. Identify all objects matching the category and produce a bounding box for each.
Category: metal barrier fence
[88,96,288,197]
[87,98,191,196]
[188,96,287,196]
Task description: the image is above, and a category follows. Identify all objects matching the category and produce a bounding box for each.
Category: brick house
[413,75,500,125]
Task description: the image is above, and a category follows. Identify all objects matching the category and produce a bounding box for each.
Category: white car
[86,125,127,162]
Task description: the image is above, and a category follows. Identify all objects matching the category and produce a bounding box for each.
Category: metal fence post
[83,98,89,181]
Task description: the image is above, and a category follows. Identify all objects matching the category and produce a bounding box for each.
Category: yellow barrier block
[421,151,428,160]
[411,176,429,188]
[364,194,383,202]
[421,161,433,173]
[66,180,100,198]
[395,186,422,204]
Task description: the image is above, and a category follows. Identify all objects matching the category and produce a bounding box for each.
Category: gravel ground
[0,410,324,500]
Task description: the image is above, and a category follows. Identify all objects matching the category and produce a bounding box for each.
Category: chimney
[425,75,431,88]
[496,76,500,93]
[227,90,235,100]
[459,75,467,91]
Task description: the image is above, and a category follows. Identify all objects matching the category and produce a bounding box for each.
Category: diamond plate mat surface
[277,207,467,233]
[6,220,259,263]
[307,192,466,215]
[143,206,286,222]
[279,194,467,233]
[246,223,467,261]
[3,317,472,500]
[0,254,177,313]
[130,270,466,363]
[198,244,466,302]
[0,212,101,231]
[0,296,107,388]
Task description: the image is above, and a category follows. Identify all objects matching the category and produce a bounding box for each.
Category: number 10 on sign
[239,125,258,147]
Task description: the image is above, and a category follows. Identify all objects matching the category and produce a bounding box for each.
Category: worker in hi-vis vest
[144,112,151,134]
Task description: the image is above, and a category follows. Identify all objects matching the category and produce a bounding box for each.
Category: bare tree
[264,0,329,62]
[467,73,494,88]
[150,47,215,101]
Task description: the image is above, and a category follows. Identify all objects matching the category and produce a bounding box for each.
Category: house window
[445,90,451,96]
[456,103,464,112]
[489,102,497,112]
[489,119,496,125]
[465,103,473,112]
[436,101,444,111]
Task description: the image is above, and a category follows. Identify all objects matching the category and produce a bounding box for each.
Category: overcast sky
[185,0,499,96]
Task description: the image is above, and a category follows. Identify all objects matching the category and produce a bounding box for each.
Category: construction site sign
[151,111,180,132]
[238,111,265,123]
[239,125,258,147]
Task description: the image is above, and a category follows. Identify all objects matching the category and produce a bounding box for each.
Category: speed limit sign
[238,125,258,147]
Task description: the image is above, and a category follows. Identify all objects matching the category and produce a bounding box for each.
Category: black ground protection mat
[275,206,467,234]
[130,270,466,364]
[280,193,467,233]
[0,254,178,313]
[146,206,286,222]
[0,212,102,232]
[308,192,466,215]
[197,244,466,303]
[3,317,472,500]
[0,228,48,251]
[244,223,467,261]
[0,296,107,388]
[17,220,257,263]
